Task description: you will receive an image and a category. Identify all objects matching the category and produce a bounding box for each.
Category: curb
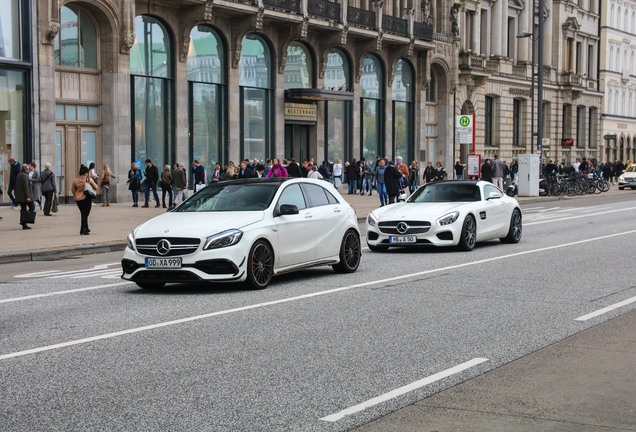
[0,241,127,264]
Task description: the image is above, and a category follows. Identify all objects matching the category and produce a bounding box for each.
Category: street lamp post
[537,0,545,160]
[517,30,535,154]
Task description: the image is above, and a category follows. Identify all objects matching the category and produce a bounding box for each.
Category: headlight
[203,229,243,250]
[127,232,136,251]
[619,176,625,182]
[437,212,460,226]
[367,213,377,227]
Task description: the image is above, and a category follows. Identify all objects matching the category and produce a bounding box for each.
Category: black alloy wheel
[333,230,361,273]
[501,209,522,244]
[457,215,476,251]
[245,240,274,290]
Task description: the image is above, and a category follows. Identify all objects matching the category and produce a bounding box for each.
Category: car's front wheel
[457,215,476,251]
[501,209,522,244]
[135,282,165,289]
[333,230,361,273]
[245,240,274,290]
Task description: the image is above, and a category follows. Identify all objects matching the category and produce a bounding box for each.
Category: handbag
[84,179,97,198]
[52,194,59,213]
[20,208,36,224]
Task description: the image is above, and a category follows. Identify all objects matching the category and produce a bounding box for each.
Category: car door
[300,183,348,260]
[480,184,509,238]
[273,183,316,268]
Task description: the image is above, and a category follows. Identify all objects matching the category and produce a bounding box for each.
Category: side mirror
[277,204,299,216]
[487,191,502,200]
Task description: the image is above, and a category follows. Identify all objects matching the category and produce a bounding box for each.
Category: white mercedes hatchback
[122,178,361,289]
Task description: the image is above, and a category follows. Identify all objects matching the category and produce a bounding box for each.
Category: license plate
[145,257,182,269]
[389,235,416,244]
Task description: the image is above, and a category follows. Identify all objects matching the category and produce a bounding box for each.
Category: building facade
[0,0,473,203]
[600,0,636,164]
[456,0,602,166]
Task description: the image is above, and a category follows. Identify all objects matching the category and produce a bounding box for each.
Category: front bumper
[618,178,636,188]
[121,246,247,284]
[366,220,460,248]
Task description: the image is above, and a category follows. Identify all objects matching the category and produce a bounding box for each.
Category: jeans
[409,179,419,193]
[102,186,110,203]
[161,187,173,207]
[456,172,464,180]
[348,179,357,194]
[361,177,373,194]
[131,189,139,205]
[375,182,387,206]
[333,175,342,190]
[144,183,160,205]
[173,186,187,204]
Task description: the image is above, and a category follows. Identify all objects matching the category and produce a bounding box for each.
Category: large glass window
[55,5,97,68]
[188,26,226,175]
[324,49,351,164]
[239,34,272,161]
[0,0,22,59]
[360,55,384,161]
[392,59,414,162]
[512,99,522,147]
[130,16,173,166]
[284,42,313,89]
[485,96,495,147]
[0,70,26,202]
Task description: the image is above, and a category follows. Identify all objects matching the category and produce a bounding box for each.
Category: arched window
[629,92,633,117]
[622,90,627,115]
[608,89,614,115]
[284,41,313,89]
[625,10,629,32]
[188,26,226,174]
[618,6,622,30]
[55,4,97,68]
[130,15,174,165]
[610,46,615,72]
[360,54,384,161]
[392,59,414,162]
[614,89,619,114]
[631,50,635,75]
[611,4,615,27]
[239,34,272,161]
[632,11,635,34]
[324,49,352,164]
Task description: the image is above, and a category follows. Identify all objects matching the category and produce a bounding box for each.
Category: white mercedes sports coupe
[366,181,522,252]
[122,178,361,289]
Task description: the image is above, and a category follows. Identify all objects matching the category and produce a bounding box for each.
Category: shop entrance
[55,125,101,201]
[284,124,310,162]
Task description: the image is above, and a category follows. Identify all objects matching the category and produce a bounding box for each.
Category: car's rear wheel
[457,215,476,251]
[333,230,361,273]
[135,282,165,289]
[245,240,274,290]
[367,243,389,252]
[501,209,522,244]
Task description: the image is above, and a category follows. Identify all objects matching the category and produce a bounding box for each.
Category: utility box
[518,154,540,197]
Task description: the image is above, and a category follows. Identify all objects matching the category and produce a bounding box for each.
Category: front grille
[132,270,201,282]
[378,221,431,235]
[380,239,432,245]
[135,237,201,257]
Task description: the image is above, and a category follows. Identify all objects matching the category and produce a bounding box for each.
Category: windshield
[408,183,481,203]
[627,166,636,173]
[175,183,279,212]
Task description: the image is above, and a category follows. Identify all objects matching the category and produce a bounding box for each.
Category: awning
[285,88,354,102]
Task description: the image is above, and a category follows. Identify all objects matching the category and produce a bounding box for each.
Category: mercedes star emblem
[156,239,171,256]
[397,222,409,234]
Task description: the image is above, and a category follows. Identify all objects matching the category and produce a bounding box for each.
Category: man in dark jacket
[192,159,206,187]
[346,159,359,194]
[172,163,187,205]
[286,159,303,177]
[384,161,404,204]
[481,159,494,183]
[237,161,255,179]
[142,159,160,208]
[7,157,21,208]
[14,164,35,229]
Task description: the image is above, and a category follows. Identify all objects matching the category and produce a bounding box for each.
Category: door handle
[333,208,341,213]
[305,213,313,219]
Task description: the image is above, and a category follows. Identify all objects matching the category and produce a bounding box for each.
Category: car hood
[372,202,470,219]
[133,211,265,238]
[621,171,636,178]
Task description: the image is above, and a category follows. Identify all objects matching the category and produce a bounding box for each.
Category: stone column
[517,1,530,62]
[543,1,552,67]
[491,0,502,56]
[473,6,481,55]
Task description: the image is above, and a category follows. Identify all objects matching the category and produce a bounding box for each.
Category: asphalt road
[1,194,635,431]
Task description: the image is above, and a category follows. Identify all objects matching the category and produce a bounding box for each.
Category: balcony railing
[347,6,376,29]
[307,0,341,21]
[486,59,499,74]
[226,0,257,4]
[262,0,300,13]
[383,15,408,36]
[413,21,433,41]
[512,65,526,78]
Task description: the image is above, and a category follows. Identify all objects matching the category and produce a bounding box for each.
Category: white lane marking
[525,206,636,226]
[320,358,489,422]
[0,282,131,305]
[574,295,636,321]
[2,229,635,361]
[14,263,120,279]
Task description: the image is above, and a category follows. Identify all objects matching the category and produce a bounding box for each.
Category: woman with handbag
[72,165,98,235]
[100,163,115,207]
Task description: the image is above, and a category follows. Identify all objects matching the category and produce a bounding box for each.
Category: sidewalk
[0,187,621,264]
